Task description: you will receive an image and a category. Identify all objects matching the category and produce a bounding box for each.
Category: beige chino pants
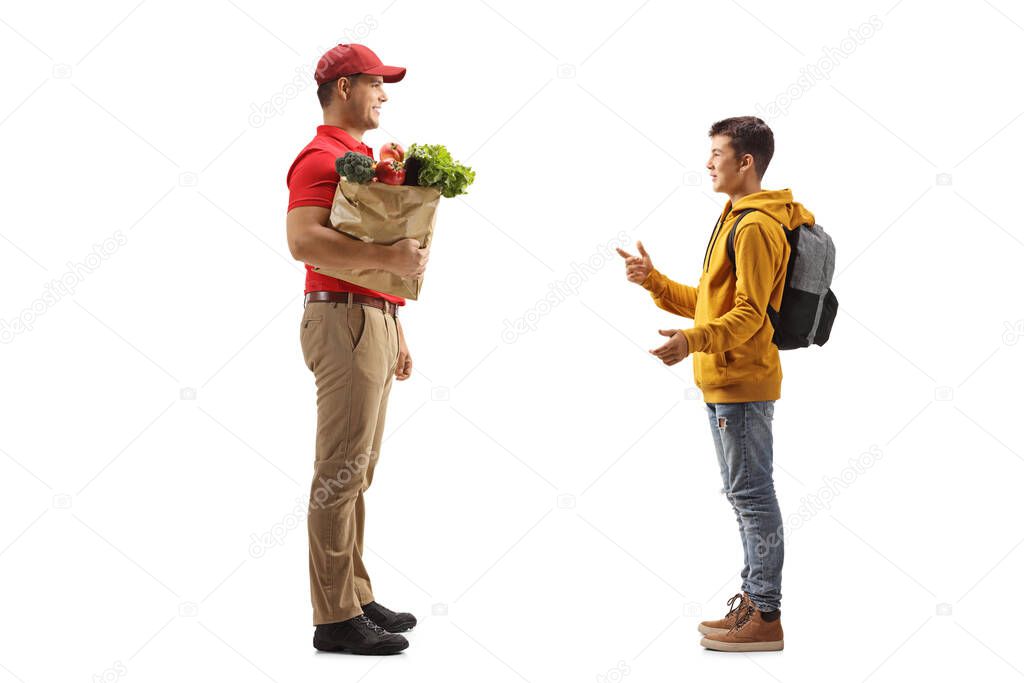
[299,296,399,625]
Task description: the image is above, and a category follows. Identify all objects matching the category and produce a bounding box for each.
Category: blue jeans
[705,401,783,612]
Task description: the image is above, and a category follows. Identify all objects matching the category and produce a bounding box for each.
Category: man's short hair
[708,116,775,179]
[317,73,360,108]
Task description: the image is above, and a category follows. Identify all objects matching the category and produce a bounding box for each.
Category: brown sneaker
[700,602,784,652]
[698,592,752,636]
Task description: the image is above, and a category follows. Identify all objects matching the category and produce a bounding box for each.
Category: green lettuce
[406,143,476,198]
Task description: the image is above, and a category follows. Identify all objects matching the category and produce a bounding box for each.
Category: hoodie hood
[726,188,815,230]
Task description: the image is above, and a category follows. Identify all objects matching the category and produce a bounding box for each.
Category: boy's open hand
[615,240,653,285]
[650,329,689,366]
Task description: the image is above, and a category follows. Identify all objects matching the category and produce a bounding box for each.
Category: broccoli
[335,151,375,184]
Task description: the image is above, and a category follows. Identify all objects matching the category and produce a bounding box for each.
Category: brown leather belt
[304,291,399,317]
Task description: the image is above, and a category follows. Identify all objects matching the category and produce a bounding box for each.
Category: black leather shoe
[361,601,417,633]
[313,615,408,655]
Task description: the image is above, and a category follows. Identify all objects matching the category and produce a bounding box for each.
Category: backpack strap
[725,208,758,276]
[725,207,790,275]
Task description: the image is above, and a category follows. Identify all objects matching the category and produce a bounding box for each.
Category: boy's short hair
[709,116,774,179]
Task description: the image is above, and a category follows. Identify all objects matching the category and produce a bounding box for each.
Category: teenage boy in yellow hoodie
[618,117,815,652]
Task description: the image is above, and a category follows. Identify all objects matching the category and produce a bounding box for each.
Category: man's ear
[335,77,350,102]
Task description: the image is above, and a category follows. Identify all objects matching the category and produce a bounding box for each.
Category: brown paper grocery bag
[313,179,442,300]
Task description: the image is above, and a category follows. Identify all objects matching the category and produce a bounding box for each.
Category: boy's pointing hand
[616,240,654,285]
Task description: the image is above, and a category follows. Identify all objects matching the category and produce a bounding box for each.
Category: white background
[2,0,1023,681]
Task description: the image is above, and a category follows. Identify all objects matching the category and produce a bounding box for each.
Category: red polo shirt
[286,125,405,305]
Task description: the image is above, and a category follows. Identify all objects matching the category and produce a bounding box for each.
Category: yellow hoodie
[641,189,815,402]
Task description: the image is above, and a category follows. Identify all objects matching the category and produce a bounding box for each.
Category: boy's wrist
[641,268,663,293]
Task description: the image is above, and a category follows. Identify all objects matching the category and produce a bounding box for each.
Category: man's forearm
[297,224,392,271]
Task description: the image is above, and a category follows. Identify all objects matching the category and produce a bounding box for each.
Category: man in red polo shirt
[285,43,427,656]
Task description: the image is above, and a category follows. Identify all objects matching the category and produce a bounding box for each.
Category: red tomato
[379,142,405,163]
[375,159,406,185]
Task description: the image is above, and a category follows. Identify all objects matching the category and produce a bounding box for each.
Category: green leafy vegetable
[406,143,475,198]
[336,151,375,184]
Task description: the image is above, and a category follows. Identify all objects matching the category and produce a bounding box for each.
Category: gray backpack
[726,208,838,350]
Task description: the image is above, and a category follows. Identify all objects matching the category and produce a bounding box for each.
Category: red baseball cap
[314,44,406,85]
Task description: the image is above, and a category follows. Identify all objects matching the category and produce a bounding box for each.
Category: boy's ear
[740,153,755,174]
